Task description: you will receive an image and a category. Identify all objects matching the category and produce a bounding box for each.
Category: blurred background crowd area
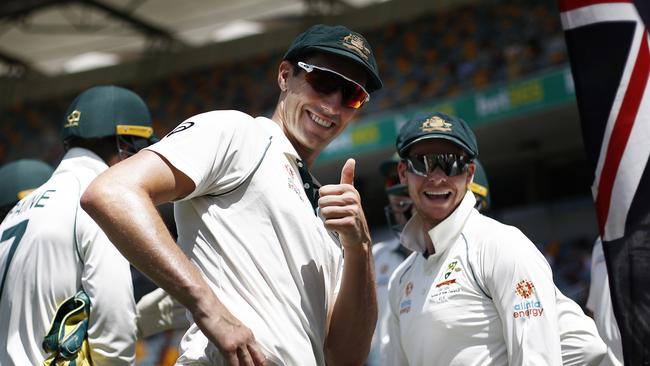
[1,0,597,361]
[0,0,566,166]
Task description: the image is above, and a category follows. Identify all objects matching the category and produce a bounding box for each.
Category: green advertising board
[317,65,576,164]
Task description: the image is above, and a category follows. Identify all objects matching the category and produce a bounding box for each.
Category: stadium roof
[0,0,393,78]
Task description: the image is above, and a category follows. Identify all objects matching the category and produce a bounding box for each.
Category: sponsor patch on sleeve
[512,279,545,318]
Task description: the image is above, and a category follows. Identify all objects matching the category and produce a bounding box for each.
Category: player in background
[0,159,53,222]
[469,159,490,212]
[382,111,563,365]
[587,237,624,366]
[81,24,382,365]
[367,153,413,366]
[0,85,157,365]
[470,160,606,366]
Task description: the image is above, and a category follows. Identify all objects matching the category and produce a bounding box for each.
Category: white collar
[254,117,301,161]
[401,191,476,257]
[56,147,108,176]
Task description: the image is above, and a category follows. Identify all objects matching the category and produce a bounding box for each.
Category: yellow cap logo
[64,110,80,128]
[342,34,370,61]
[421,116,452,133]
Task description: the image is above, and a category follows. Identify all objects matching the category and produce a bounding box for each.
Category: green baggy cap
[61,85,154,142]
[284,24,382,93]
[396,112,478,158]
[0,159,54,206]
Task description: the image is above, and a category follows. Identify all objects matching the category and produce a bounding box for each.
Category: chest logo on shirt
[429,260,464,304]
[285,163,304,201]
[400,282,414,314]
[513,279,544,319]
[443,260,462,279]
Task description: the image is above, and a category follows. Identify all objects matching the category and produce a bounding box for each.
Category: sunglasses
[405,153,470,177]
[297,61,370,109]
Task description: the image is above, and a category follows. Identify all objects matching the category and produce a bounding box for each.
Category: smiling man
[81,25,381,365]
[381,112,562,365]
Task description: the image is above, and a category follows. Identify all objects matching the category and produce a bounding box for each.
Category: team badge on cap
[421,116,452,133]
[342,33,371,61]
[65,110,81,128]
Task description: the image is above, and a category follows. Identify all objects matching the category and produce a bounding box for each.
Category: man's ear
[466,162,476,187]
[278,60,292,91]
[398,160,409,185]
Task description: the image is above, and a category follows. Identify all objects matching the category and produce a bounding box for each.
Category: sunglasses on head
[296,61,370,109]
[405,153,470,177]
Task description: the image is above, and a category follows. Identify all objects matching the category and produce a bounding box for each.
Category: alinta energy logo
[513,279,544,319]
[515,279,535,299]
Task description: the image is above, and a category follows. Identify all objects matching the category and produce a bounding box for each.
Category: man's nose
[320,88,344,111]
[426,166,448,182]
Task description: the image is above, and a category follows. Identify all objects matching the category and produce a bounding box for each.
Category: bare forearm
[325,242,377,366]
[80,178,211,312]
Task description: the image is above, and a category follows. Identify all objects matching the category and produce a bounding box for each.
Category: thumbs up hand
[318,158,371,250]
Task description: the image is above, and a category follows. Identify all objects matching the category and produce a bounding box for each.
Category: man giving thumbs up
[318,158,377,363]
[82,24,381,366]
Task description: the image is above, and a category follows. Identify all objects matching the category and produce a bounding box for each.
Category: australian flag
[559,0,650,364]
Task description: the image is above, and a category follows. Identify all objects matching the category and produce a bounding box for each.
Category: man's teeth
[309,112,333,128]
[425,191,449,198]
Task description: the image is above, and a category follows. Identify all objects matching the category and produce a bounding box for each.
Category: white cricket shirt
[146,111,342,365]
[0,148,136,365]
[368,237,407,366]
[557,287,606,366]
[586,238,623,366]
[383,192,562,365]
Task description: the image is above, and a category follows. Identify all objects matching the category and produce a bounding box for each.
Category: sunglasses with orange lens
[297,61,370,109]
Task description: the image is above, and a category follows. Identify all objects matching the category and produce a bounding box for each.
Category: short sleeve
[146,110,272,199]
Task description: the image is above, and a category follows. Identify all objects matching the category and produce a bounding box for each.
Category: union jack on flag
[559,0,650,363]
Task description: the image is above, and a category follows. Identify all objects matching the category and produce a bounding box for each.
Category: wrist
[342,239,372,257]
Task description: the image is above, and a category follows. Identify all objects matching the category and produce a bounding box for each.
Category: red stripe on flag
[596,32,650,236]
[558,0,631,13]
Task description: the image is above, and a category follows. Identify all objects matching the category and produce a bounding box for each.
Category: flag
[559,0,650,364]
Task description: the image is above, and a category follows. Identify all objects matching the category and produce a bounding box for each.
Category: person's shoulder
[465,211,536,255]
[186,110,256,126]
[469,211,527,239]
[165,110,268,143]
